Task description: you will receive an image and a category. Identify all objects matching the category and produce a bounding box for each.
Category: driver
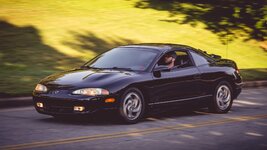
[163,51,177,69]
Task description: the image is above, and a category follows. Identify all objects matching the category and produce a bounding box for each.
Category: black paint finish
[33,44,243,116]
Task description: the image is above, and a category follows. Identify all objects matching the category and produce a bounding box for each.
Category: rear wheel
[119,88,145,124]
[209,81,233,113]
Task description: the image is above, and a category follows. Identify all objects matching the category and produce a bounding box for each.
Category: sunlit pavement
[0,88,267,150]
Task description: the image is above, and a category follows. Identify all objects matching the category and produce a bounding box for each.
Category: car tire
[209,81,233,113]
[119,88,145,124]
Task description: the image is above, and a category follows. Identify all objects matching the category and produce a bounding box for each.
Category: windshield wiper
[82,66,133,71]
[81,66,100,69]
[109,67,133,71]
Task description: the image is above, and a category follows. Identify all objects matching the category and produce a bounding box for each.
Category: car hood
[40,68,134,88]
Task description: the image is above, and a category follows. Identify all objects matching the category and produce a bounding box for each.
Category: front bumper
[33,94,119,115]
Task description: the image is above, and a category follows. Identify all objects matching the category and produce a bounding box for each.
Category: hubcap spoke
[132,105,141,113]
[127,110,134,118]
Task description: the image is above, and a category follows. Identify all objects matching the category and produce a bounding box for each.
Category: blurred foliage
[0,21,83,94]
[0,0,266,95]
[0,20,133,95]
[135,0,267,44]
[63,31,134,55]
[240,68,267,81]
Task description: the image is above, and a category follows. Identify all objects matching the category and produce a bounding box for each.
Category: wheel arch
[125,83,150,106]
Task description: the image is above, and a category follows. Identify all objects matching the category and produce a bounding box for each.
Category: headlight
[35,84,48,93]
[72,88,109,96]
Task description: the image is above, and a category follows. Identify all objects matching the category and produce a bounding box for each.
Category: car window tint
[157,50,193,69]
[175,51,187,56]
[174,51,193,68]
[86,48,158,71]
[190,51,209,66]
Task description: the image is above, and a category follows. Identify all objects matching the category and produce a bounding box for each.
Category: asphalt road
[0,87,267,150]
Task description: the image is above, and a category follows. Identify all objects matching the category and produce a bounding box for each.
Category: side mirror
[153,65,170,72]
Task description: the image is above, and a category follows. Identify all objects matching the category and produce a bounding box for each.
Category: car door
[148,50,202,106]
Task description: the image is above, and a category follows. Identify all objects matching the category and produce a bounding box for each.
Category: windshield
[84,47,159,71]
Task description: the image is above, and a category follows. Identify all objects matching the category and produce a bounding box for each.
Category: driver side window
[157,50,193,70]
[174,51,193,68]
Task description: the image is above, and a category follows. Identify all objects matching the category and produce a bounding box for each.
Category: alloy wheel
[122,92,142,121]
[216,85,231,110]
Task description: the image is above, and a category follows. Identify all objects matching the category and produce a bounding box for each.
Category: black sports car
[33,43,243,123]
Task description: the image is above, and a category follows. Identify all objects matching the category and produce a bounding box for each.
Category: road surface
[0,87,267,150]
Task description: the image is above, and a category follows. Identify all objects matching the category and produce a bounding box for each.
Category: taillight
[234,63,239,74]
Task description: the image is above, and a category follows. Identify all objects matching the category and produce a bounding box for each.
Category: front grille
[34,96,101,114]
[40,98,89,114]
[42,99,74,113]
[45,105,73,113]
[45,84,73,95]
[46,84,72,90]
[49,90,61,95]
[45,99,74,107]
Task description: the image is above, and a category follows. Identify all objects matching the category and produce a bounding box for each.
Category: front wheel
[119,88,145,124]
[209,81,233,113]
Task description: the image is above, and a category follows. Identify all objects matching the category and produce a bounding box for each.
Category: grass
[240,69,267,81]
[0,0,266,95]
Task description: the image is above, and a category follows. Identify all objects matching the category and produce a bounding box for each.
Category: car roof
[119,43,194,53]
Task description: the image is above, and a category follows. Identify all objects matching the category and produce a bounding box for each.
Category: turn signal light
[74,106,85,112]
[105,98,115,103]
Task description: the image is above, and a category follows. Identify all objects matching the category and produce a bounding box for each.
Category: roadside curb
[0,97,33,108]
[0,80,267,109]
[243,80,267,88]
